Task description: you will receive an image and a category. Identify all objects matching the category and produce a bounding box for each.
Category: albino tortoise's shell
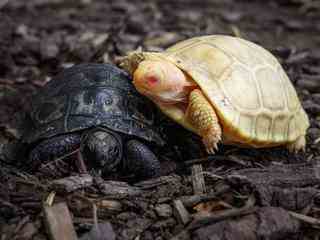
[162,35,309,147]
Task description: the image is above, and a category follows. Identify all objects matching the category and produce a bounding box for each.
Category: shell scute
[256,66,286,111]
[272,114,289,142]
[255,114,272,142]
[222,64,260,111]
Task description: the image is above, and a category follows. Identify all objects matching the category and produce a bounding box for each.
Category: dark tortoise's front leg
[124,139,161,179]
[28,132,81,170]
[80,128,123,174]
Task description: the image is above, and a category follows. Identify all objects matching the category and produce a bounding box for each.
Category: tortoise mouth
[146,91,188,105]
[134,79,188,105]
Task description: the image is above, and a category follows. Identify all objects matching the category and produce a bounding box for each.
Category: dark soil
[0,0,320,239]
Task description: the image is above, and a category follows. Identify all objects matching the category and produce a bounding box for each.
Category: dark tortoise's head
[81,128,123,173]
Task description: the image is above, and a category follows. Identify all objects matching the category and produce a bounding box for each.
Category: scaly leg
[186,89,222,154]
[125,139,160,179]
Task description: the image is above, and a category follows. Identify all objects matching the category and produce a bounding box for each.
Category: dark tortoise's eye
[105,97,113,105]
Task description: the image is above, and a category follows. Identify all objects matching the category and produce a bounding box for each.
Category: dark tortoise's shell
[22,63,164,145]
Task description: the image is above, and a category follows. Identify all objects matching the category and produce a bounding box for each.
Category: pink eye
[146,76,158,86]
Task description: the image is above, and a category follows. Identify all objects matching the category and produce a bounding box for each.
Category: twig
[289,211,320,229]
[170,206,257,240]
[182,156,216,166]
[189,195,256,230]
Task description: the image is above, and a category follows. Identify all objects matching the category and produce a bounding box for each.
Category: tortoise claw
[203,134,220,155]
[286,135,306,153]
[205,143,219,155]
[208,147,215,154]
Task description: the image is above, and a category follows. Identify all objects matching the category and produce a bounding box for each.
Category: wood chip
[193,207,300,239]
[97,200,122,212]
[289,211,320,228]
[173,200,191,225]
[79,204,116,240]
[95,177,143,198]
[134,175,182,189]
[191,164,206,195]
[189,206,256,231]
[43,202,77,240]
[50,174,93,193]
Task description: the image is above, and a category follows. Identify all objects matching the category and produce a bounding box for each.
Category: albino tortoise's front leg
[186,89,222,154]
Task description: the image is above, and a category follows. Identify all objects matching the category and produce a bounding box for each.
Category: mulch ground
[0,0,320,239]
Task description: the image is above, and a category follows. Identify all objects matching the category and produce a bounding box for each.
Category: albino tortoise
[120,35,309,154]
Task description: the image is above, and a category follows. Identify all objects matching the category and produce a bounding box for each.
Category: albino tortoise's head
[133,60,194,104]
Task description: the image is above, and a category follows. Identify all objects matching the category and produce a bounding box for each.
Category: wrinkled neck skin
[133,59,196,107]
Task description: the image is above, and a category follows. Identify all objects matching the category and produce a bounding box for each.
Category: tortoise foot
[28,133,81,170]
[287,135,306,153]
[125,139,160,179]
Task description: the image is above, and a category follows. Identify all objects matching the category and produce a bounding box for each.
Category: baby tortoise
[12,63,164,179]
[120,35,309,154]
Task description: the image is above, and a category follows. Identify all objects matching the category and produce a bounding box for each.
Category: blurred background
[0,1,320,239]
